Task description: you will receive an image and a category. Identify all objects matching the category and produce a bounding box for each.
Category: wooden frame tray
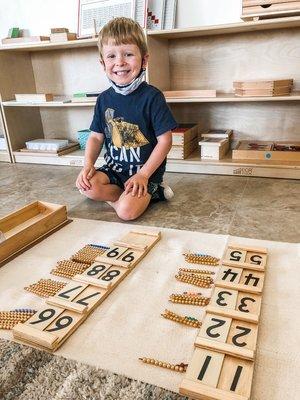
[0,201,68,265]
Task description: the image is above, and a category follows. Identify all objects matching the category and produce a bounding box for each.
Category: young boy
[76,17,177,220]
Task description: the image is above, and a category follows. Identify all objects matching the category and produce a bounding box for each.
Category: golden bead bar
[175,272,213,288]
[25,278,66,298]
[0,309,36,330]
[161,309,202,328]
[183,253,219,266]
[51,259,90,279]
[139,357,188,372]
[169,292,210,306]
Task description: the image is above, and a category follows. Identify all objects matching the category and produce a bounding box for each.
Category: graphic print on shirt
[105,108,149,149]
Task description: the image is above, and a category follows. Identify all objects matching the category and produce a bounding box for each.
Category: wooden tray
[0,201,68,265]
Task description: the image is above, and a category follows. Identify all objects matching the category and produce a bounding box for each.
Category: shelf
[2,100,96,107]
[166,151,300,179]
[147,16,300,39]
[12,149,300,179]
[0,38,98,52]
[165,92,300,103]
[3,92,300,108]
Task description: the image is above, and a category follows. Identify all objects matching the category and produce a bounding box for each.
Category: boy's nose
[116,55,126,65]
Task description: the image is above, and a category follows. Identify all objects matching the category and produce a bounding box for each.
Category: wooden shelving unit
[0,17,300,178]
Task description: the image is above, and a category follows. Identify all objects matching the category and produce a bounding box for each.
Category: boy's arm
[76,132,104,191]
[124,131,172,197]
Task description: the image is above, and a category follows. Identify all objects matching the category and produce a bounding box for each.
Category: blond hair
[98,17,148,62]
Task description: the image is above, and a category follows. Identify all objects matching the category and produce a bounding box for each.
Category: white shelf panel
[12,149,300,179]
[0,38,98,52]
[2,101,96,107]
[147,16,300,39]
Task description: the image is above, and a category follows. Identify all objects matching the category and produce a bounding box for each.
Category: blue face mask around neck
[109,69,146,96]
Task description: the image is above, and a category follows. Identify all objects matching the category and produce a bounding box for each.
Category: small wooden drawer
[242,1,300,15]
[243,0,298,6]
[0,201,68,265]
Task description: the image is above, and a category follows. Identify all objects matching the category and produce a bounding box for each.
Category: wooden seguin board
[13,230,161,352]
[179,243,268,400]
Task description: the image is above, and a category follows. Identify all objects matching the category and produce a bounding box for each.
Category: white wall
[0,0,242,39]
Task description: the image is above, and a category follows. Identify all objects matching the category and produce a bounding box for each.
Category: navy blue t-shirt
[90,82,177,183]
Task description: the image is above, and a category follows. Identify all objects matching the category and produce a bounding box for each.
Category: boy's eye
[125,53,133,57]
[107,54,115,59]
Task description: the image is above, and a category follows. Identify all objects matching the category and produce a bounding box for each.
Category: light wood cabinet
[1,17,300,178]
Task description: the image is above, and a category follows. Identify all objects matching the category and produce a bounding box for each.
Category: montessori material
[13,230,161,352]
[233,79,293,97]
[179,243,268,400]
[161,309,202,328]
[168,124,200,159]
[241,0,300,21]
[0,202,68,266]
[139,357,187,372]
[198,137,230,160]
[233,140,300,161]
[15,93,54,102]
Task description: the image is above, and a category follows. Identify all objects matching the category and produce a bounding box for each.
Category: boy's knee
[116,204,140,221]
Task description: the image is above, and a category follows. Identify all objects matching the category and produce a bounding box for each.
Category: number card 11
[179,348,254,400]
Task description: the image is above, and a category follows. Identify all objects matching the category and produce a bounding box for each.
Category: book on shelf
[71,92,100,102]
[163,0,177,30]
[15,93,54,102]
[1,36,50,45]
[147,0,165,30]
[50,32,77,42]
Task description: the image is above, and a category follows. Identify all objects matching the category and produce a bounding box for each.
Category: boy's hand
[76,164,95,192]
[124,173,149,198]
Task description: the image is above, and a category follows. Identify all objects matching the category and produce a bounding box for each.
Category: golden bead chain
[51,260,90,279]
[175,272,213,288]
[139,357,188,372]
[25,279,66,298]
[161,309,202,328]
[71,244,107,265]
[0,309,36,330]
[169,292,210,306]
[183,253,219,266]
[179,267,215,275]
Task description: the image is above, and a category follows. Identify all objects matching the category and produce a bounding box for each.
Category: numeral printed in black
[76,292,101,306]
[87,264,107,276]
[216,290,232,307]
[249,254,262,265]
[238,296,255,313]
[206,318,226,338]
[231,326,252,347]
[29,308,56,324]
[244,273,259,286]
[230,365,243,391]
[121,252,135,262]
[106,248,120,258]
[197,355,211,381]
[46,316,73,332]
[58,285,83,299]
[101,269,121,281]
[222,268,239,282]
[229,251,243,262]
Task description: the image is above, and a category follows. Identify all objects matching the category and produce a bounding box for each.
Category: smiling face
[102,41,148,86]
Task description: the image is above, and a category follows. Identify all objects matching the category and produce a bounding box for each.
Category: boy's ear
[142,54,149,69]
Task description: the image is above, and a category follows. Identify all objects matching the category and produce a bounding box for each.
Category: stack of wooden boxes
[233,79,293,97]
[241,0,300,21]
[168,124,200,159]
[198,129,233,160]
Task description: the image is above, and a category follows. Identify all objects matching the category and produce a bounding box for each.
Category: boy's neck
[109,69,146,95]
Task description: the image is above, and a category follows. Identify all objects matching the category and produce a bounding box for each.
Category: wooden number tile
[236,292,262,317]
[217,355,254,399]
[245,251,267,268]
[216,266,243,285]
[225,248,247,264]
[209,287,239,310]
[93,266,129,290]
[240,270,264,293]
[198,314,232,343]
[72,285,108,312]
[82,261,112,278]
[227,320,258,353]
[180,350,254,400]
[185,348,225,387]
[54,281,88,301]
[95,246,131,268]
[117,248,145,268]
[24,305,65,331]
[13,323,59,350]
[207,290,261,324]
[114,230,160,251]
[43,309,84,348]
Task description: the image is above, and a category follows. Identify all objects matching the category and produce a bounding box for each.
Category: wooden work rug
[0,219,299,400]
